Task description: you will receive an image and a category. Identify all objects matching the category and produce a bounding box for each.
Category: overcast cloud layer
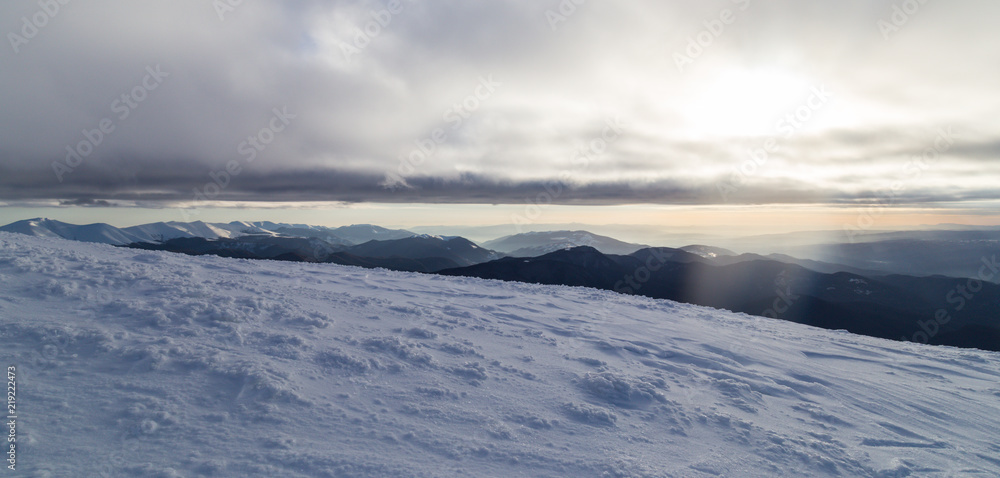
[1,0,998,208]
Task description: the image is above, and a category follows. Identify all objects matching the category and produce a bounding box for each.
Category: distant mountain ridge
[0,218,416,247]
[678,244,736,258]
[1,218,149,244]
[347,236,500,267]
[482,230,649,256]
[125,236,465,273]
[6,218,998,281]
[124,234,503,273]
[6,218,999,350]
[438,246,1000,352]
[779,238,1000,280]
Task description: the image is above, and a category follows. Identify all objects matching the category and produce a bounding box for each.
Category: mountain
[127,236,346,262]
[3,231,999,477]
[433,246,638,289]
[716,229,1000,279]
[345,235,501,267]
[0,218,72,238]
[121,220,247,243]
[121,221,202,243]
[832,228,1000,244]
[440,246,1000,352]
[408,223,729,246]
[270,227,355,247]
[1,218,263,245]
[780,238,1000,280]
[123,234,494,273]
[707,252,886,276]
[482,230,649,256]
[678,244,736,258]
[330,224,416,243]
[168,222,415,245]
[0,219,415,247]
[0,218,146,245]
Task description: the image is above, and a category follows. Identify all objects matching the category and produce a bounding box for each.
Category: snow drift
[0,232,997,477]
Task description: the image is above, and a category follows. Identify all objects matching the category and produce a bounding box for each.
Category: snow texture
[0,232,998,477]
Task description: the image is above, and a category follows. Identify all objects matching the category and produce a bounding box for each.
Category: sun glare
[683,69,811,137]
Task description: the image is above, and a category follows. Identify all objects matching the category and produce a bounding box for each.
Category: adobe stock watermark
[729,272,796,357]
[673,0,751,73]
[213,0,245,21]
[545,0,588,32]
[510,117,625,231]
[381,75,502,190]
[901,254,997,344]
[340,0,415,62]
[7,0,71,54]
[762,270,798,320]
[717,85,833,201]
[52,65,169,183]
[728,316,765,358]
[5,366,15,472]
[613,249,673,295]
[182,106,295,219]
[843,126,955,242]
[878,0,931,41]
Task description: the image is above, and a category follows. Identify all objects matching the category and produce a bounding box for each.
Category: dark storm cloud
[57,198,116,207]
[6,153,999,209]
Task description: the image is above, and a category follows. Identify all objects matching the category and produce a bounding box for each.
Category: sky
[1,0,999,236]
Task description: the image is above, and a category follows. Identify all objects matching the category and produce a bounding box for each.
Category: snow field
[0,232,998,477]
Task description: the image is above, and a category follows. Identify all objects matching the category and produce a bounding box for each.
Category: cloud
[57,198,116,207]
[1,0,998,208]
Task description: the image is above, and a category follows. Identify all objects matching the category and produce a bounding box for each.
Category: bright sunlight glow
[683,69,812,137]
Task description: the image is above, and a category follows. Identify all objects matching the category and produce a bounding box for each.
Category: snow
[2,220,422,249]
[1,219,245,246]
[1,232,998,477]
[121,221,244,243]
[122,222,198,242]
[164,221,238,239]
[0,219,147,245]
[0,218,65,238]
[414,234,459,241]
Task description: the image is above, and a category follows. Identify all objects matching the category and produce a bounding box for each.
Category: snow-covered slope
[1,219,413,247]
[0,218,146,245]
[121,221,245,243]
[3,218,247,245]
[121,222,199,243]
[0,218,65,238]
[1,232,998,477]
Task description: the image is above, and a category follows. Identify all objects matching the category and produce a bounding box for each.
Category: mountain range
[0,218,416,246]
[126,235,502,273]
[439,246,1000,352]
[482,230,650,256]
[4,218,998,351]
[7,218,996,280]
